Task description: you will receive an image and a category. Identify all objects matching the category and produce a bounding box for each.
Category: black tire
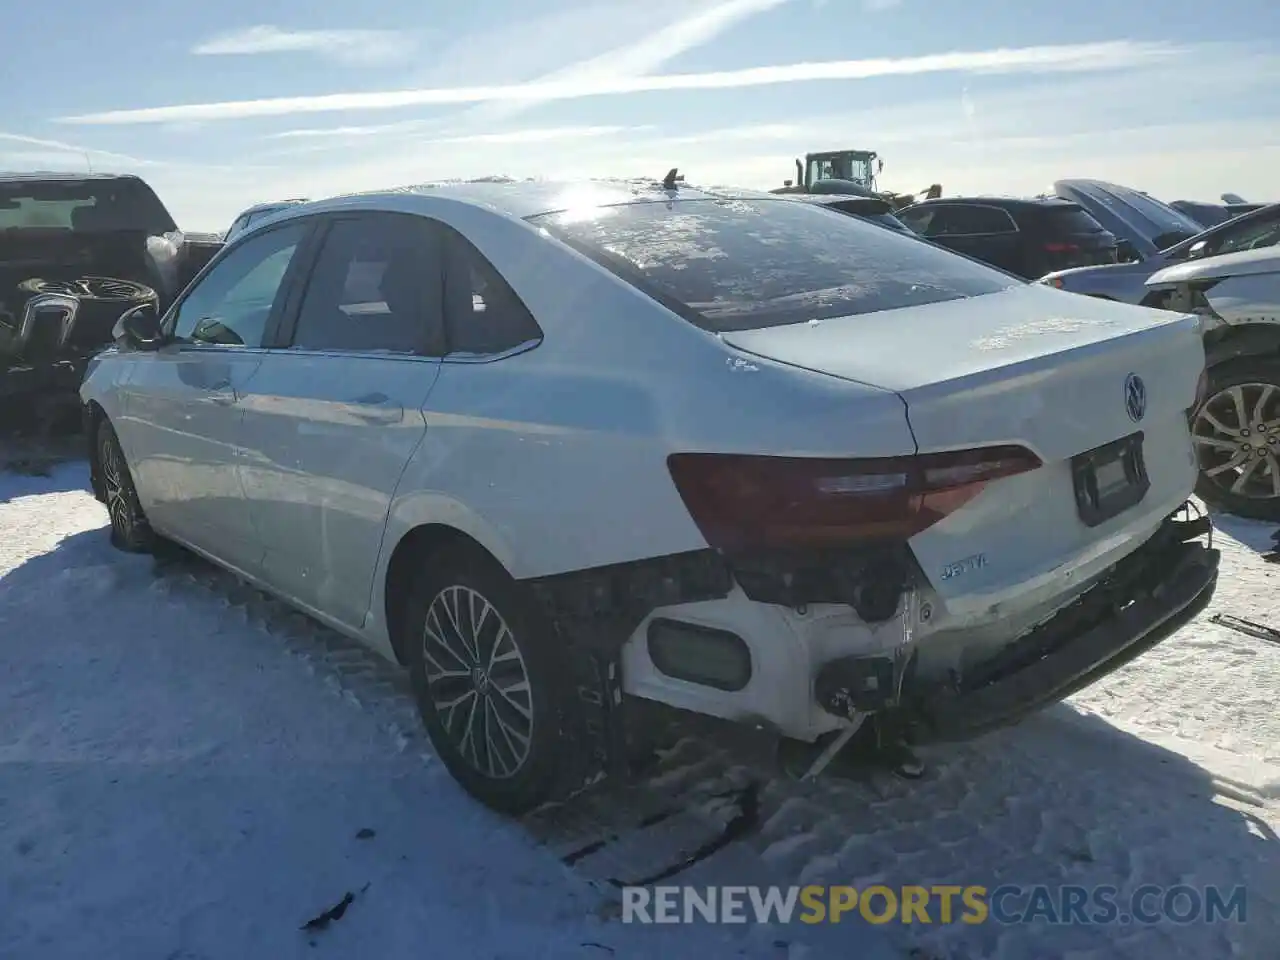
[95,420,155,553]
[1191,355,1280,522]
[403,543,570,815]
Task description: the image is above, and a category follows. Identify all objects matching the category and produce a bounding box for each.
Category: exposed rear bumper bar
[904,513,1220,743]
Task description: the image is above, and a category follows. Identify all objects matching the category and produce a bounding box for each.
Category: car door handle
[204,379,237,406]
[348,392,402,423]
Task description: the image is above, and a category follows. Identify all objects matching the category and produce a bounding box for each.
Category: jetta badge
[1124,373,1147,423]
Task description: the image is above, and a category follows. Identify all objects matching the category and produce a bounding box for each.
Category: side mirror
[1187,240,1208,260]
[1115,239,1142,264]
[112,302,163,350]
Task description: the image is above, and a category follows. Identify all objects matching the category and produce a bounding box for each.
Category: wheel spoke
[1230,457,1262,494]
[1205,455,1247,478]
[491,677,532,721]
[1199,409,1236,437]
[1229,386,1250,429]
[1266,454,1280,497]
[424,608,472,672]
[1252,384,1277,424]
[1191,435,1237,452]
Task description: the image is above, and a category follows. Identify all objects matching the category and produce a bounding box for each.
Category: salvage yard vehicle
[896,195,1118,279]
[1142,247,1280,520]
[81,179,1219,814]
[769,147,942,210]
[1,172,219,411]
[224,199,310,242]
[782,193,915,233]
[1040,189,1280,520]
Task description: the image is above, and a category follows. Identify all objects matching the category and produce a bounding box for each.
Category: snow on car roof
[295,178,787,223]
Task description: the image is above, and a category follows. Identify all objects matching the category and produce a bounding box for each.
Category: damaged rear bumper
[903,514,1220,743]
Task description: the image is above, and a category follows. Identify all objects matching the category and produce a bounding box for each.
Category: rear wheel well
[1204,323,1280,368]
[383,524,500,665]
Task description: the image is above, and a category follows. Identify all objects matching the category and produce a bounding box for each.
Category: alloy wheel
[99,435,136,537]
[421,585,534,779]
[1192,382,1280,502]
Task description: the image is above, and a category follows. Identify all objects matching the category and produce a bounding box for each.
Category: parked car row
[820,179,1279,522]
[1036,181,1280,521]
[81,178,1220,813]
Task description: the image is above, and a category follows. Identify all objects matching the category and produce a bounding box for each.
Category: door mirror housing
[1187,240,1209,260]
[112,302,164,350]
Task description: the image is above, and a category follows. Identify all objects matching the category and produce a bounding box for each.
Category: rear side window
[1037,205,1105,234]
[940,205,1017,235]
[532,198,1014,332]
[441,226,542,356]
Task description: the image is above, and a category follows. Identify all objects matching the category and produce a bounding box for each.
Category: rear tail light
[1044,242,1080,253]
[667,447,1043,551]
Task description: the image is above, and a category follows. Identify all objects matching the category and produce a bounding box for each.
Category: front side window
[532,198,1014,332]
[1208,210,1280,257]
[289,214,441,354]
[170,222,307,347]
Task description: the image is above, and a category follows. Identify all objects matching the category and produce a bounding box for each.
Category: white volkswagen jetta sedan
[81,180,1220,813]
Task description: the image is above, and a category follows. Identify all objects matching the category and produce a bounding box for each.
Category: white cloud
[0,132,155,168]
[452,0,793,130]
[191,25,418,66]
[66,42,1276,230]
[58,40,1179,126]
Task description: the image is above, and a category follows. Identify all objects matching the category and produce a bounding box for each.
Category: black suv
[897,196,1118,279]
[0,172,219,410]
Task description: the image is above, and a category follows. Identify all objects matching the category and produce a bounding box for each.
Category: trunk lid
[722,284,1206,615]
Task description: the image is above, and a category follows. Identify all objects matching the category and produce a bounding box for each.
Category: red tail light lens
[667,447,1042,551]
[1044,242,1080,254]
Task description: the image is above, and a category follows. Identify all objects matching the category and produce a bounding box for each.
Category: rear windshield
[0,177,177,234]
[1039,204,1105,233]
[530,198,1016,332]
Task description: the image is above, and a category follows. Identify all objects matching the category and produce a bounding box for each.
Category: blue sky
[3,0,1278,229]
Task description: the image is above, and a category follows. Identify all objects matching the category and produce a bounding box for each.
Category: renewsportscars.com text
[621,884,1248,926]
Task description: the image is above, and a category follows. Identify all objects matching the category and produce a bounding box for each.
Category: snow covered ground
[2,456,1277,960]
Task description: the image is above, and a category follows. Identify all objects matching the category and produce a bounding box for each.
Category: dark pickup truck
[0,171,222,415]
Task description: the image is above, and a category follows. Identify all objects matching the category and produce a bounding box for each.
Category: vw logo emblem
[1124,373,1147,423]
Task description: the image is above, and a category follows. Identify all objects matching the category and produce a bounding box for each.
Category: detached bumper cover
[906,518,1220,743]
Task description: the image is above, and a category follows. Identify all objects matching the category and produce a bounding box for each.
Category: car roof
[0,170,139,183]
[280,178,793,224]
[236,199,308,217]
[908,195,1079,211]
